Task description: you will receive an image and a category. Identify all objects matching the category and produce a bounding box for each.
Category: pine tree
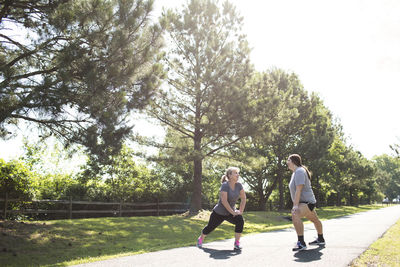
[150,0,253,211]
[0,0,165,164]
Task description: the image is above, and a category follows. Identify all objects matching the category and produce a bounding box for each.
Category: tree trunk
[278,174,284,211]
[191,135,203,213]
[349,188,353,206]
[258,191,266,211]
[336,191,341,206]
[314,175,320,207]
[277,165,285,211]
[191,157,203,212]
[264,175,280,209]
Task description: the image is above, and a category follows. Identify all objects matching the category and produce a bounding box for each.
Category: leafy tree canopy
[0,0,165,165]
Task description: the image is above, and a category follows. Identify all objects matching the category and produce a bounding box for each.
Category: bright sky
[155,0,400,159]
[1,0,399,161]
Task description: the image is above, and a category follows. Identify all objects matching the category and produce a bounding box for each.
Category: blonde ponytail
[221,166,240,184]
[221,175,228,183]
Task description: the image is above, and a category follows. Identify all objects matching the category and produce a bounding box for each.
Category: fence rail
[0,193,189,220]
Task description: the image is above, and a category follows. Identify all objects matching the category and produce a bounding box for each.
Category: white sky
[155,0,400,159]
[1,0,399,161]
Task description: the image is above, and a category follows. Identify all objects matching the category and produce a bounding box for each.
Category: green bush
[0,159,35,199]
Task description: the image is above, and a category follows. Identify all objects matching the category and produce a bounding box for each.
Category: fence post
[4,192,8,220]
[157,198,159,216]
[119,200,122,217]
[69,196,72,219]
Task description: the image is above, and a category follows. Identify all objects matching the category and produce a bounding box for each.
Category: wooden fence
[0,193,189,220]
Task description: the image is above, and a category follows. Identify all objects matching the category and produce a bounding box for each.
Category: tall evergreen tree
[0,0,165,164]
[150,0,253,211]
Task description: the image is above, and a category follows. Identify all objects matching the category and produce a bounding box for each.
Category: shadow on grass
[0,216,209,266]
[293,245,325,263]
[201,247,242,259]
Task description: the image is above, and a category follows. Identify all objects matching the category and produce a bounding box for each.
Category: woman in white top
[288,154,325,251]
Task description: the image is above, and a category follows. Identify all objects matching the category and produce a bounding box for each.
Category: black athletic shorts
[300,202,316,211]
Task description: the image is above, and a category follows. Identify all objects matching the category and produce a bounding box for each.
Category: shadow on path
[294,245,325,263]
[201,247,242,260]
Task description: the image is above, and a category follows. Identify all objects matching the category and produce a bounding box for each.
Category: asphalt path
[73,205,400,267]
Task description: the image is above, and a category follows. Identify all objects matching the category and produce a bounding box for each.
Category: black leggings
[202,210,244,235]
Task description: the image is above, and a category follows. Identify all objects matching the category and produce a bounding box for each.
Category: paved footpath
[73,205,400,267]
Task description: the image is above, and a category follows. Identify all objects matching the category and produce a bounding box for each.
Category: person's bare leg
[292,204,309,235]
[292,211,304,235]
[291,204,309,250]
[305,210,323,234]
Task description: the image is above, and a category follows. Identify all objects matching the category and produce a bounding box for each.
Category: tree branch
[205,135,244,157]
[0,67,58,88]
[11,114,87,125]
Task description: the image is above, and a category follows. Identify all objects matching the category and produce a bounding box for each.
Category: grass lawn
[0,204,385,266]
[350,217,400,267]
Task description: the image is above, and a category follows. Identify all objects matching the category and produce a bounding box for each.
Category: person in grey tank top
[196,167,247,250]
[288,154,325,251]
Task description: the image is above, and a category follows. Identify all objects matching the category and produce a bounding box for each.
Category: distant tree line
[1,0,400,214]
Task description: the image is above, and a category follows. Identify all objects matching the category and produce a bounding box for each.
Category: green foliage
[0,0,165,164]
[323,135,380,206]
[228,68,336,210]
[19,136,84,175]
[0,159,34,199]
[373,154,400,200]
[149,0,254,211]
[15,137,86,200]
[78,145,161,202]
[34,173,79,200]
[156,0,253,146]
[152,127,221,205]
